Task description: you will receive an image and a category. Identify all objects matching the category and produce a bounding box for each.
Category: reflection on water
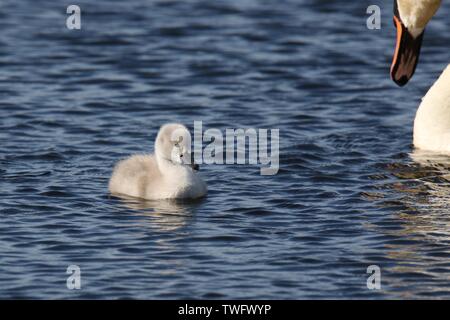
[362,149,450,298]
[399,149,450,211]
[405,149,450,239]
[113,194,203,232]
[1,0,450,298]
[410,149,450,182]
[365,149,450,210]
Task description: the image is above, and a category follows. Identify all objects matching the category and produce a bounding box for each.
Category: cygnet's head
[155,123,199,170]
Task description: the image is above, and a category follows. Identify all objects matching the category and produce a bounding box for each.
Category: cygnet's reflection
[115,194,204,232]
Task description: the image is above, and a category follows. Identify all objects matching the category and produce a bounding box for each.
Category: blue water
[1,0,450,299]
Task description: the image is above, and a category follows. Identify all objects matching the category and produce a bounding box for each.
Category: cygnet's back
[109,154,162,199]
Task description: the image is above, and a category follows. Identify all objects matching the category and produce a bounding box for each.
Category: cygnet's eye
[174,136,183,148]
[180,154,183,158]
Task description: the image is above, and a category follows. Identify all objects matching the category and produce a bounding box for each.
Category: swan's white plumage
[396,0,449,153]
[414,64,450,153]
[109,123,207,200]
[397,0,441,37]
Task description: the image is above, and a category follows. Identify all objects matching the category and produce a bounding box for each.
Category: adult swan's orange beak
[390,0,425,86]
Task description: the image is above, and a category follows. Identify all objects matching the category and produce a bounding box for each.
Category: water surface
[1,0,450,299]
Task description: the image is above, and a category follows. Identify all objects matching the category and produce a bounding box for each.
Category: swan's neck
[414,64,450,152]
[397,0,441,37]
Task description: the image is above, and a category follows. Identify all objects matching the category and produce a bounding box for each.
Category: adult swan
[390,0,450,152]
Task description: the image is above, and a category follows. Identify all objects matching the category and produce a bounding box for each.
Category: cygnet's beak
[190,153,199,171]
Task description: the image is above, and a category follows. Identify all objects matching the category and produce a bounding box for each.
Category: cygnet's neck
[156,153,193,180]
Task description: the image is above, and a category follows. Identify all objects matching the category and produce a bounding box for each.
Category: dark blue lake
[1,0,449,299]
